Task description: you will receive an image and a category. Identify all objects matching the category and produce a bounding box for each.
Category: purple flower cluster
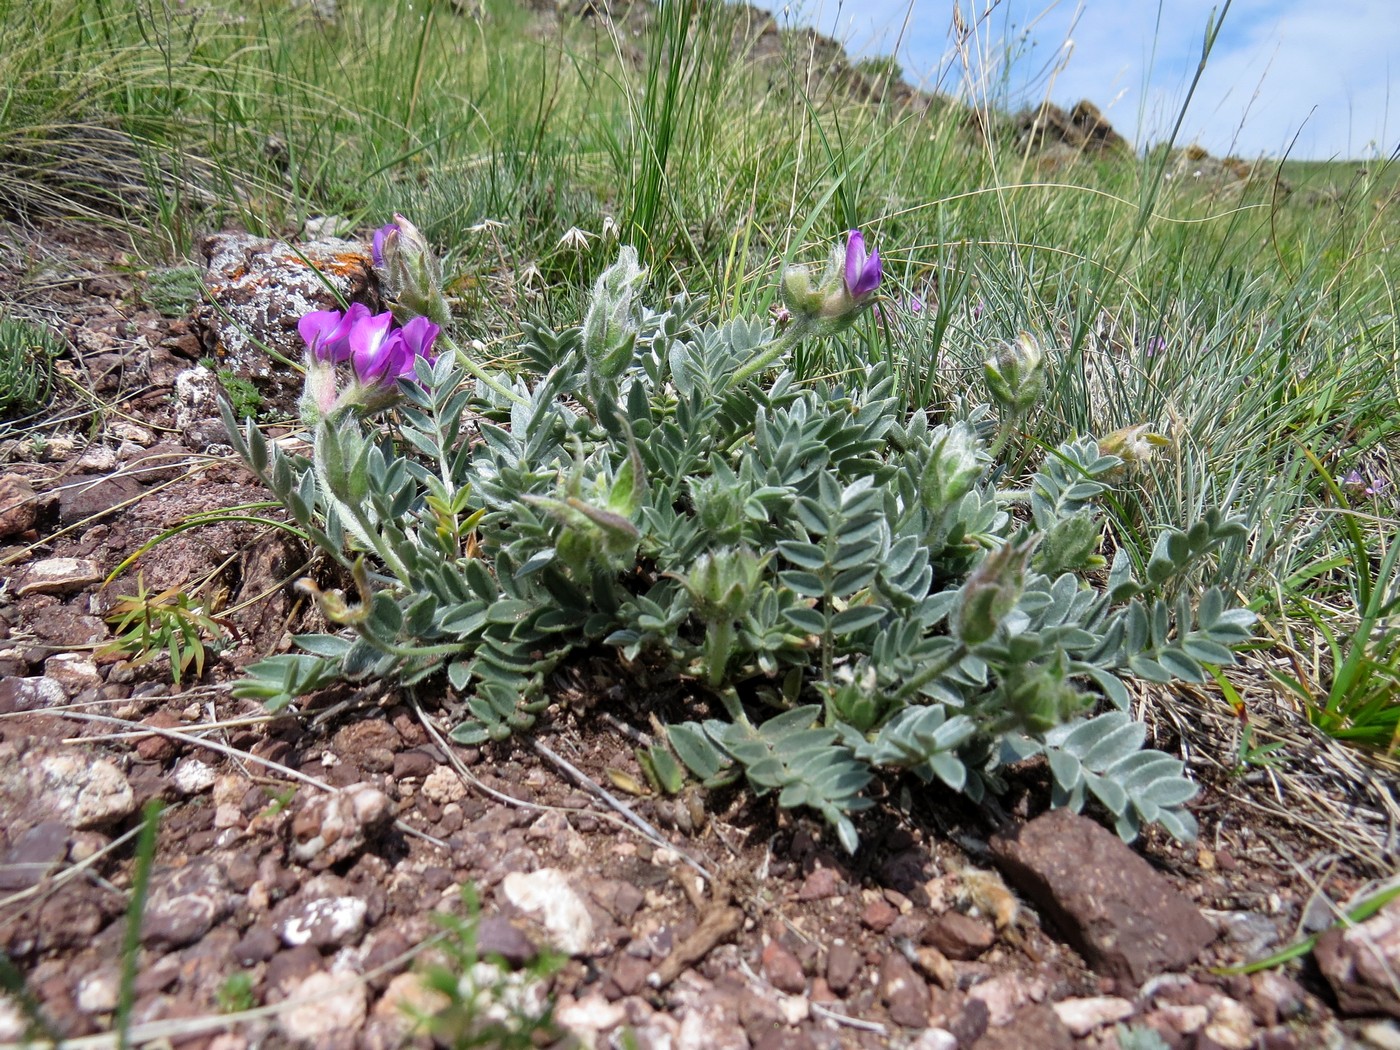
[1342,469,1390,499]
[298,304,439,386]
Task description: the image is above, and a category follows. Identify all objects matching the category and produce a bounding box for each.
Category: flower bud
[955,535,1038,646]
[1034,510,1105,574]
[582,246,647,378]
[984,332,1047,416]
[374,213,451,327]
[922,422,985,511]
[1006,657,1091,734]
[677,547,768,622]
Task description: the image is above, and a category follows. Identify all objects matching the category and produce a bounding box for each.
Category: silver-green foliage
[225,257,1252,853]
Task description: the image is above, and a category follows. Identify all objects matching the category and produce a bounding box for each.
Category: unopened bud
[984,332,1047,416]
[956,535,1038,646]
[375,214,451,327]
[923,422,985,511]
[582,246,647,378]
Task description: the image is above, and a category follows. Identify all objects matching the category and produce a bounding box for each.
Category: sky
[743,0,1399,161]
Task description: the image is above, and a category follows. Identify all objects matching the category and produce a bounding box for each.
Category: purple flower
[299,303,370,364]
[371,222,398,268]
[1143,335,1167,359]
[347,310,439,386]
[843,230,882,300]
[1343,469,1390,499]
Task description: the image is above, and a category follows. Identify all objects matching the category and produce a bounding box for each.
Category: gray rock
[0,822,71,890]
[499,868,595,956]
[276,971,368,1041]
[1315,896,1400,1018]
[825,942,861,995]
[276,895,369,950]
[0,676,67,714]
[56,475,143,526]
[1051,995,1136,1036]
[475,916,537,967]
[974,1004,1074,1049]
[141,858,233,949]
[991,808,1217,985]
[0,746,137,830]
[16,557,104,596]
[195,232,382,410]
[42,654,102,696]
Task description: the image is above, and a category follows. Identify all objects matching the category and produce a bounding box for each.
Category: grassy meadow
[3,0,1397,750]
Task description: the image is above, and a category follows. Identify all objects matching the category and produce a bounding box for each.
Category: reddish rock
[1314,896,1400,1018]
[861,898,898,932]
[879,953,930,1028]
[797,866,842,901]
[0,474,37,538]
[974,1004,1074,1049]
[825,943,861,995]
[761,940,807,995]
[923,911,995,960]
[990,809,1216,985]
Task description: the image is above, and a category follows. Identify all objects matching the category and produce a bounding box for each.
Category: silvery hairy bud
[956,534,1039,646]
[984,332,1047,416]
[374,214,452,328]
[581,246,647,379]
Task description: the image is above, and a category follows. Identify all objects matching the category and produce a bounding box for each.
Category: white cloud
[742,0,1399,159]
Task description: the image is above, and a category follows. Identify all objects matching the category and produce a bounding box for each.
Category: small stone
[556,995,629,1044]
[0,676,67,714]
[797,866,841,901]
[474,916,537,967]
[1315,896,1400,1017]
[57,475,143,525]
[974,1004,1073,1050]
[170,757,217,796]
[288,783,392,870]
[909,1029,958,1050]
[372,972,449,1039]
[500,868,596,956]
[761,940,807,995]
[0,475,37,538]
[913,947,956,989]
[235,926,280,965]
[879,953,931,1028]
[923,911,995,960]
[967,972,1041,1027]
[111,422,156,447]
[42,654,102,696]
[0,822,70,890]
[277,895,369,949]
[861,897,898,932]
[75,967,120,1014]
[32,751,135,829]
[1203,994,1256,1049]
[825,942,860,995]
[1363,1020,1400,1050]
[141,858,233,949]
[75,445,117,473]
[277,971,368,1040]
[1051,995,1136,1036]
[421,766,467,805]
[17,557,103,596]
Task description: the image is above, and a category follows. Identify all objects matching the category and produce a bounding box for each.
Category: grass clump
[0,316,62,420]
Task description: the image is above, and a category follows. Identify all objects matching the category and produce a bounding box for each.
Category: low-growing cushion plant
[224,222,1254,852]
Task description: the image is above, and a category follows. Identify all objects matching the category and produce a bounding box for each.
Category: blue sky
[744,1,1398,160]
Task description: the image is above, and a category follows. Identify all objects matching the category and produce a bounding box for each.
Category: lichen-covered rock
[194,232,382,411]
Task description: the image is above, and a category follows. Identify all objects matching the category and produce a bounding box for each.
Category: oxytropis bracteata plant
[224,220,1253,852]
